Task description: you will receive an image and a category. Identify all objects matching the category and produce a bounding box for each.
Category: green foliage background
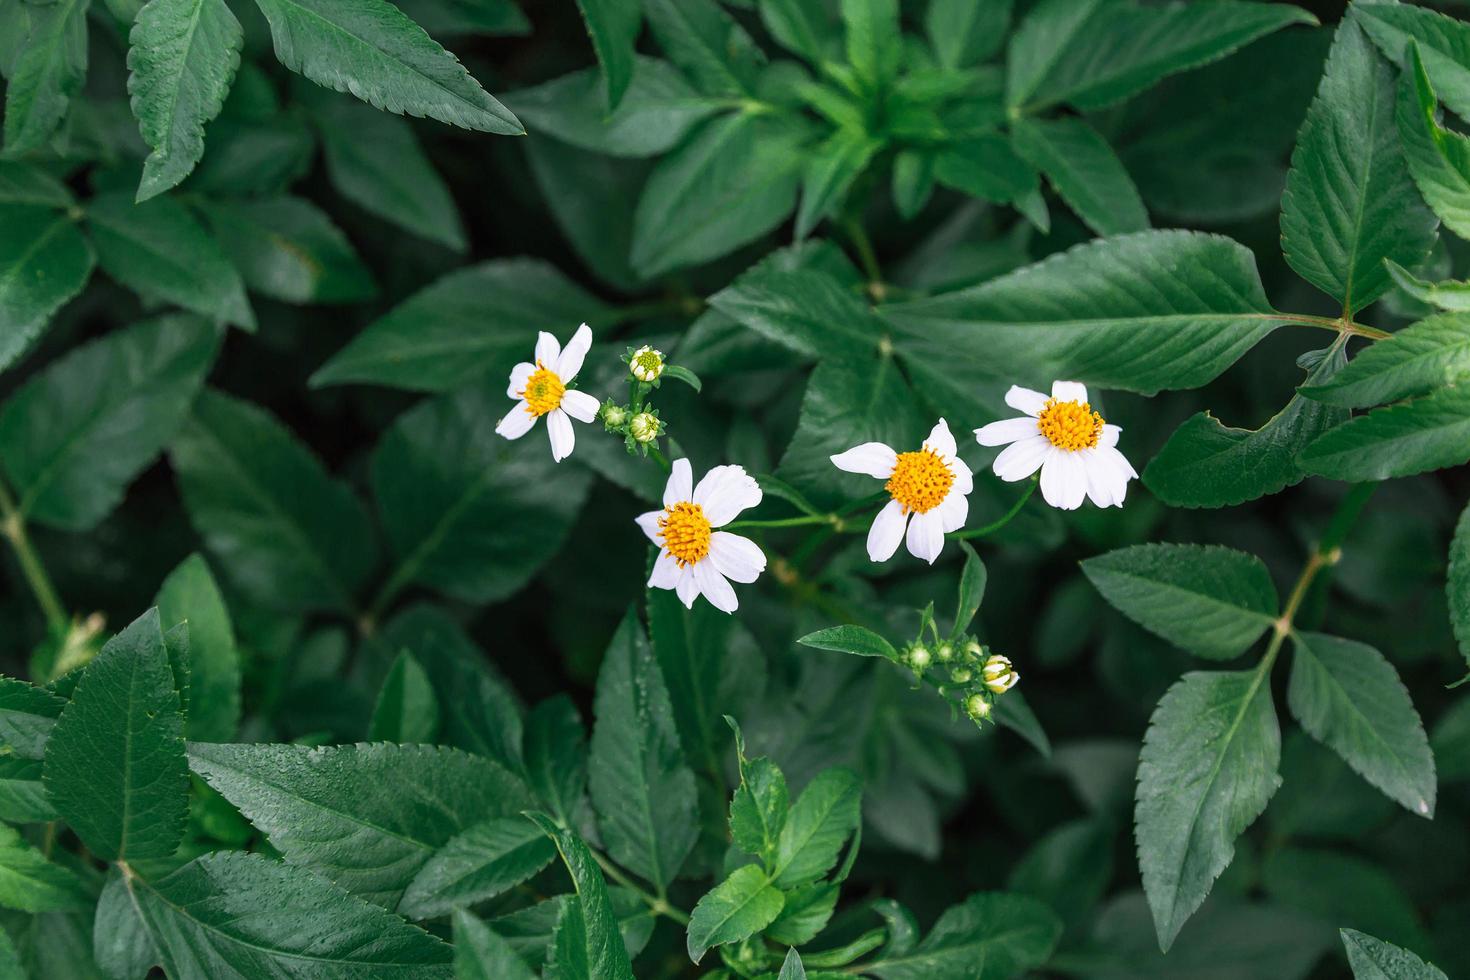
[1,0,1468,977]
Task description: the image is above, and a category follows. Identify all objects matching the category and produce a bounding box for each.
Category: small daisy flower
[830,419,973,565]
[496,323,600,462]
[975,381,1137,511]
[636,459,767,613]
[629,345,664,382]
[981,654,1019,693]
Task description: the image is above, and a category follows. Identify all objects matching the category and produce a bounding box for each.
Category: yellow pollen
[1038,399,1103,451]
[521,362,565,416]
[885,448,954,514]
[659,502,711,567]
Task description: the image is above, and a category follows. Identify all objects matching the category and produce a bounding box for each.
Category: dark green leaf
[1356,1,1470,124]
[368,650,440,743]
[453,909,536,980]
[795,129,880,239]
[1451,500,1470,675]
[926,0,1010,70]
[0,205,94,373]
[643,0,762,98]
[933,135,1037,205]
[1398,43,1470,241]
[954,542,986,637]
[1302,315,1470,409]
[395,0,527,37]
[1263,848,1431,959]
[707,262,884,363]
[155,553,240,742]
[0,822,89,912]
[0,675,63,760]
[1299,386,1470,481]
[523,695,589,829]
[761,0,828,64]
[798,625,899,662]
[773,767,860,888]
[727,717,788,864]
[525,813,635,980]
[1385,260,1470,313]
[1011,117,1148,237]
[686,864,784,965]
[1341,929,1448,980]
[199,196,376,304]
[574,0,640,111]
[864,891,1061,979]
[1,0,89,156]
[401,815,555,918]
[0,161,73,207]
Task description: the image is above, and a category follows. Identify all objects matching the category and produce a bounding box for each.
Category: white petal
[1100,444,1138,480]
[675,565,699,608]
[936,491,968,532]
[905,510,945,564]
[561,389,600,423]
[534,331,561,368]
[830,442,897,478]
[557,323,592,380]
[635,510,664,544]
[1005,385,1048,416]
[1100,423,1121,449]
[664,458,693,506]
[496,402,537,440]
[694,561,739,613]
[948,458,973,495]
[1082,451,1121,508]
[648,550,681,589]
[992,435,1049,482]
[507,362,535,399]
[925,418,957,458]
[1040,450,1087,510]
[975,416,1040,447]
[1052,380,1088,404]
[694,465,762,526]
[866,499,908,563]
[547,409,574,461]
[709,532,765,584]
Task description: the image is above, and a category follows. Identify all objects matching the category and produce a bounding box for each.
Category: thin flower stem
[844,219,884,294]
[0,478,67,632]
[948,480,1037,540]
[589,847,691,925]
[724,514,834,530]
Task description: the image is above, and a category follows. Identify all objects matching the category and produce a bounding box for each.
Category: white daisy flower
[636,459,767,613]
[830,418,973,565]
[495,323,600,462]
[975,380,1137,511]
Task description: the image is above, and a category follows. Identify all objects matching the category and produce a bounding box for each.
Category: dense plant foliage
[2,0,1470,976]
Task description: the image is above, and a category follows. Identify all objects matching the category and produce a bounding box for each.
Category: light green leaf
[891,148,935,219]
[124,851,453,975]
[525,813,636,980]
[171,390,379,614]
[1303,314,1470,409]
[199,196,376,304]
[840,0,900,92]
[453,909,537,980]
[631,112,807,278]
[43,609,189,861]
[643,0,762,98]
[760,0,828,64]
[864,891,1061,979]
[707,262,885,363]
[1136,669,1281,951]
[491,888,652,971]
[1288,631,1435,818]
[881,230,1283,395]
[1298,386,1470,481]
[588,612,697,893]
[155,553,240,742]
[574,0,640,111]
[1356,0,1470,125]
[0,205,94,373]
[1011,117,1148,237]
[371,382,593,604]
[312,259,608,391]
[926,0,1010,70]
[766,883,837,948]
[1385,260,1470,313]
[1081,544,1278,660]
[0,822,89,912]
[727,718,788,865]
[797,626,899,662]
[523,695,589,830]
[0,675,63,760]
[933,134,1037,205]
[777,947,807,980]
[1280,15,1437,314]
[368,650,440,743]
[1,0,89,156]
[1398,44,1470,241]
[795,128,880,239]
[686,864,785,965]
[1341,929,1449,980]
[127,0,243,201]
[252,0,521,133]
[188,741,533,909]
[401,816,556,919]
[1143,343,1350,508]
[0,313,220,531]
[86,194,255,330]
[952,542,986,637]
[773,767,861,888]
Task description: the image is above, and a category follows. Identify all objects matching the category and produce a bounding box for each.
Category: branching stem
[0,478,67,632]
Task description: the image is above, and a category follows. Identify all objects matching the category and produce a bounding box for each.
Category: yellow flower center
[1037,399,1103,451]
[659,502,711,567]
[885,448,954,515]
[521,362,565,416]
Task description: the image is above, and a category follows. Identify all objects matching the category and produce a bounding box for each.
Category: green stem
[0,478,67,632]
[590,848,691,925]
[948,480,1036,540]
[1271,311,1391,341]
[844,219,883,293]
[724,514,835,530]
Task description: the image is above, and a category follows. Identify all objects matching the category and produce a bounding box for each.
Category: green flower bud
[949,665,973,684]
[936,641,955,662]
[601,401,628,430]
[907,643,932,671]
[629,345,665,382]
[964,693,992,723]
[630,411,661,444]
[981,654,1019,694]
[963,638,985,661]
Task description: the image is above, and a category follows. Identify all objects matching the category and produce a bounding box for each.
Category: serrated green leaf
[933,134,1037,205]
[125,851,453,975]
[371,382,593,604]
[863,891,1061,979]
[1011,117,1148,237]
[574,0,640,111]
[0,205,94,373]
[777,947,807,980]
[686,864,784,965]
[881,230,1283,395]
[368,650,439,743]
[155,553,240,742]
[0,313,219,531]
[0,676,63,761]
[127,0,243,201]
[1280,15,1437,314]
[1385,259,1470,312]
[1288,631,1435,818]
[1136,669,1281,951]
[453,909,537,980]
[0,822,89,912]
[727,718,788,864]
[765,882,837,947]
[1341,929,1448,980]
[797,626,899,662]
[43,608,189,861]
[523,695,588,830]
[252,0,521,133]
[1081,544,1278,660]
[1143,342,1350,508]
[95,867,162,979]
[926,0,1010,70]
[795,129,880,239]
[1,0,88,156]
[86,194,255,330]
[773,767,860,888]
[588,611,697,892]
[526,813,636,980]
[171,389,379,613]
[643,0,762,98]
[401,815,555,918]
[490,888,652,970]
[1356,1,1470,125]
[707,262,884,363]
[199,196,376,304]
[188,741,533,908]
[1304,315,1470,409]
[954,542,986,637]
[1298,386,1470,481]
[0,757,54,823]
[312,259,608,391]
[1398,44,1470,241]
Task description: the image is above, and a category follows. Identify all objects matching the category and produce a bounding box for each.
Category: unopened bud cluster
[601,346,696,457]
[930,637,1020,727]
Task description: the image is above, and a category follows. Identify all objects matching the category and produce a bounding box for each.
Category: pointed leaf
[523,695,589,829]
[0,205,94,373]
[797,626,899,662]
[1,0,89,156]
[773,767,861,888]
[401,815,556,919]
[453,909,537,980]
[0,822,89,912]
[573,0,640,111]
[1341,929,1449,980]
[1302,314,1470,409]
[526,813,635,980]
[1011,117,1148,237]
[155,553,241,742]
[1398,43,1470,241]
[1299,386,1470,481]
[686,864,784,965]
[368,650,440,744]
[863,891,1061,979]
[199,196,376,304]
